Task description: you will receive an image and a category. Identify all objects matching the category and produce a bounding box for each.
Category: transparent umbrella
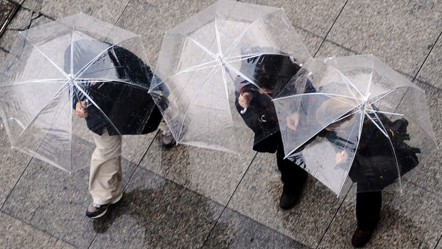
[0,13,158,172]
[274,55,438,195]
[149,0,311,153]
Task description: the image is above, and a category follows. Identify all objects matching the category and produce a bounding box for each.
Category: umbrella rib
[1,79,66,87]
[177,65,220,140]
[217,61,239,149]
[27,89,72,171]
[367,88,405,117]
[21,34,68,78]
[16,82,69,139]
[281,99,362,159]
[370,87,436,146]
[72,80,122,136]
[79,67,120,77]
[222,53,272,64]
[366,57,375,98]
[364,111,390,139]
[370,88,396,103]
[151,62,219,97]
[70,26,74,75]
[214,17,223,57]
[188,37,218,60]
[174,61,219,75]
[373,110,404,117]
[362,88,413,122]
[275,92,361,101]
[222,12,272,58]
[76,78,150,91]
[15,147,67,171]
[221,59,260,89]
[74,44,116,79]
[366,110,403,191]
[221,51,290,91]
[74,36,139,79]
[323,63,366,101]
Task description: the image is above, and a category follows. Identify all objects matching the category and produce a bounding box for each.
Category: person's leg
[86,128,123,218]
[356,191,382,229]
[276,144,307,209]
[352,190,382,247]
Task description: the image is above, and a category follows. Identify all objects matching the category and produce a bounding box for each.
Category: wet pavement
[0,0,18,37]
[0,0,441,248]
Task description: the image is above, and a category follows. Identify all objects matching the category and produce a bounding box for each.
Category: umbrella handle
[240,108,247,114]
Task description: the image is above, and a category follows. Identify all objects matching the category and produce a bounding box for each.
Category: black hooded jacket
[320,112,420,190]
[68,40,162,135]
[234,54,314,153]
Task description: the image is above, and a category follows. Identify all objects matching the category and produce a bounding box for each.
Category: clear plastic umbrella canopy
[149,0,311,152]
[273,55,437,196]
[0,13,156,172]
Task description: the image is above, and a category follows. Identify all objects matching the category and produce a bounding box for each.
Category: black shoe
[85,203,109,219]
[279,188,302,210]
[85,193,123,219]
[351,227,374,248]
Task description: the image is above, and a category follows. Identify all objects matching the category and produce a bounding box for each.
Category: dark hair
[252,54,301,91]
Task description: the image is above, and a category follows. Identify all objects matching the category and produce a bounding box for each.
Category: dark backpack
[348,115,421,189]
[386,118,421,175]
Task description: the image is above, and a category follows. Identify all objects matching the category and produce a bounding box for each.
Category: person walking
[235,53,314,209]
[71,40,162,218]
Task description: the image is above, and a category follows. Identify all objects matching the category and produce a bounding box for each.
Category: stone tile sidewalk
[1,0,441,248]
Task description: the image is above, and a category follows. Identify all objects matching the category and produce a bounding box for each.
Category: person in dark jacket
[314,98,419,247]
[235,53,314,209]
[69,40,162,218]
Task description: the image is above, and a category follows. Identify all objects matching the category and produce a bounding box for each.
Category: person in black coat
[235,53,314,209]
[314,98,419,247]
[68,40,162,218]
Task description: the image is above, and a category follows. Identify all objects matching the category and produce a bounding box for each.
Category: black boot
[351,227,374,248]
[279,182,304,210]
[352,190,381,247]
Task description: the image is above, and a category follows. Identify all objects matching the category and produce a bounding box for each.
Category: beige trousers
[89,128,123,205]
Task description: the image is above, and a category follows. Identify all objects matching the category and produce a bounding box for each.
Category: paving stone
[116,0,218,66]
[239,0,347,38]
[203,208,312,249]
[0,48,6,61]
[22,0,130,22]
[0,128,31,208]
[327,0,442,78]
[90,166,224,249]
[227,152,345,248]
[0,0,441,248]
[416,34,442,89]
[412,49,442,199]
[316,36,416,81]
[0,0,18,36]
[318,183,442,248]
[140,135,256,205]
[1,139,139,248]
[437,237,442,249]
[0,211,76,249]
[315,40,357,58]
[0,8,32,51]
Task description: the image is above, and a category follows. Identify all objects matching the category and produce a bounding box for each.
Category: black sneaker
[85,192,123,219]
[85,203,109,219]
